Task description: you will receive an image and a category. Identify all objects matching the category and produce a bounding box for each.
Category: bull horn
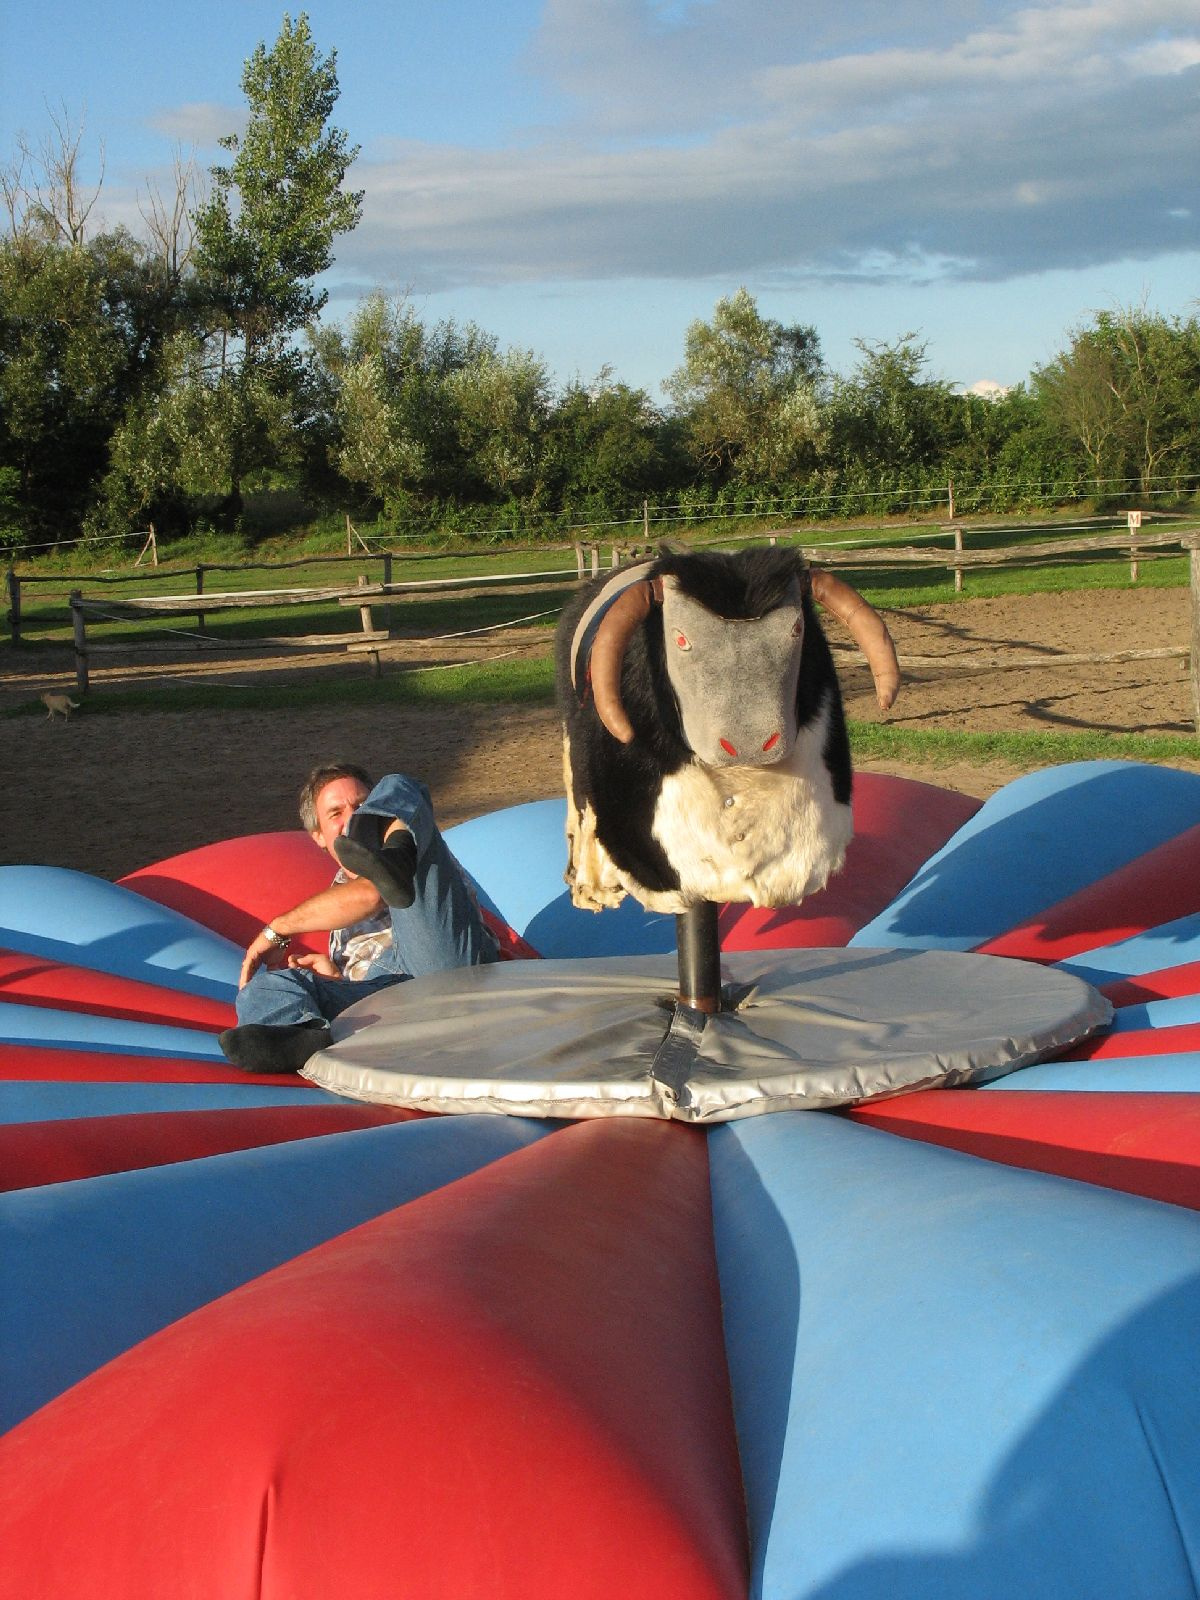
[810,568,901,712]
[588,577,663,743]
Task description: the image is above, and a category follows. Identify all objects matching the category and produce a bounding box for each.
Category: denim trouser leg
[235,965,404,1027]
[353,772,498,979]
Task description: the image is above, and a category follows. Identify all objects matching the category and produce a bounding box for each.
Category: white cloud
[343,17,1198,294]
[145,102,241,148]
[1126,37,1200,74]
[964,379,1011,398]
[114,2,1200,305]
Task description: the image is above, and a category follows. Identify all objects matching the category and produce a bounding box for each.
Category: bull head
[578,560,900,755]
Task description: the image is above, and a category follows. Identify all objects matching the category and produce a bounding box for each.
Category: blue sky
[3,0,1198,397]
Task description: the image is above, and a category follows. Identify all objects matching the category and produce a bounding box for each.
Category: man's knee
[235,965,323,1027]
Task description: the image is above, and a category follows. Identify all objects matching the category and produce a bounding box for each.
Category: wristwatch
[260,925,291,951]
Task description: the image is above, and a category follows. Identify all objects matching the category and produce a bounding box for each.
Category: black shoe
[333,824,418,909]
[218,1020,333,1074]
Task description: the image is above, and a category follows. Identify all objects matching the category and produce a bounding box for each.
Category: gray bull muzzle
[660,579,806,769]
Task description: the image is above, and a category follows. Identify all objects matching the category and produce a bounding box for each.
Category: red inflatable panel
[849,1089,1200,1209]
[0,1120,747,1600]
[119,832,332,956]
[1103,961,1200,1007]
[720,773,979,950]
[121,830,539,963]
[0,949,233,1030]
[0,1043,314,1086]
[1059,1020,1200,1061]
[0,1104,419,1192]
[977,824,1200,963]
[481,907,542,961]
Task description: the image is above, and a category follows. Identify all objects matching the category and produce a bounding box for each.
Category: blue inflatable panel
[1057,912,1200,986]
[0,1001,225,1060]
[983,1052,1200,1092]
[0,1114,548,1431]
[0,867,240,998]
[445,799,678,956]
[1107,995,1200,1032]
[0,1082,337,1124]
[710,1110,1200,1600]
[852,761,1200,953]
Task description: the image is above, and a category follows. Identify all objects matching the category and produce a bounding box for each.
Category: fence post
[357,573,375,639]
[1127,510,1143,583]
[134,523,158,567]
[195,564,206,635]
[70,591,89,696]
[1189,536,1200,736]
[381,552,393,633]
[6,567,19,642]
[643,500,650,542]
[953,526,964,593]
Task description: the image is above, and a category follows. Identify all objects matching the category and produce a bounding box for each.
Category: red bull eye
[675,632,691,650]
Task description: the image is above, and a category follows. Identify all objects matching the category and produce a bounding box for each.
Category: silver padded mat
[302,947,1111,1123]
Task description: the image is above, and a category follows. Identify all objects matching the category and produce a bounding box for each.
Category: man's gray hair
[298,763,374,832]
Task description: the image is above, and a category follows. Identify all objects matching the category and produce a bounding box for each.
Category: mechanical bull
[556,545,901,916]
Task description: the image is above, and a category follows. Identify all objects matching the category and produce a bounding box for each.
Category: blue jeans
[235,773,497,1029]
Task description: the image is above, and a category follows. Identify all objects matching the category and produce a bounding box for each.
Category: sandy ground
[1,587,1196,882]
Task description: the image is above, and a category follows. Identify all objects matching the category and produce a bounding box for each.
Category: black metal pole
[676,901,721,1014]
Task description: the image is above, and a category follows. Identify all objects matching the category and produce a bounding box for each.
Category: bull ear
[588,577,663,743]
[810,568,901,711]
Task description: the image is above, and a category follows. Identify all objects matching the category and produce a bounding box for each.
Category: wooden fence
[7,519,1199,730]
[63,563,584,693]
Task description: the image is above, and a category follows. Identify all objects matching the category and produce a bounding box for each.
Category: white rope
[412,606,560,643]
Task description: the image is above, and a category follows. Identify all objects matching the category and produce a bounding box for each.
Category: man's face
[310,776,370,855]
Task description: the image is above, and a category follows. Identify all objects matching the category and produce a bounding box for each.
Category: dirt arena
[1,586,1196,882]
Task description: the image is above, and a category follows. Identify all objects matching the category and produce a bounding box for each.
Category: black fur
[653,544,809,620]
[555,546,852,893]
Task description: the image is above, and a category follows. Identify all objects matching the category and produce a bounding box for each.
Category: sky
[2,0,1199,398]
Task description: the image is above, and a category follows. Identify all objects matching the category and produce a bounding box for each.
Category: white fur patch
[563,733,629,911]
[647,694,852,912]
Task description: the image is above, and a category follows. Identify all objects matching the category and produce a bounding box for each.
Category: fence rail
[11,518,1198,731]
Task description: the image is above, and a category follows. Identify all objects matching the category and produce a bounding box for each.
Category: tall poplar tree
[191,12,363,510]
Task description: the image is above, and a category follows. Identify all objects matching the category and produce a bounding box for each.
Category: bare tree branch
[138,145,199,282]
[16,102,105,246]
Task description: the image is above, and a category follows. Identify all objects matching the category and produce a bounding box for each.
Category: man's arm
[238,877,385,989]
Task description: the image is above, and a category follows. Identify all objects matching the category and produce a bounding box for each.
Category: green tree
[542,370,676,517]
[97,330,296,536]
[0,229,170,545]
[664,288,824,481]
[1092,309,1200,494]
[191,12,363,514]
[195,12,362,355]
[1033,327,1126,487]
[311,293,499,513]
[823,334,958,476]
[0,112,195,545]
[445,347,553,501]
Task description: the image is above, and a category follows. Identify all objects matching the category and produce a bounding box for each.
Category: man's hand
[287,951,340,979]
[236,876,382,991]
[239,929,283,990]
